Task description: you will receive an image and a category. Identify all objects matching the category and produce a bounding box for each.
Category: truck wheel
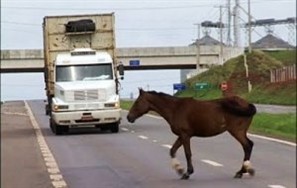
[50,118,68,135]
[50,118,56,133]
[45,104,50,115]
[110,122,119,133]
[56,125,68,135]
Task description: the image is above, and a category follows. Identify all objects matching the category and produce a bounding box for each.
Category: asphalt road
[2,100,296,188]
[254,104,296,114]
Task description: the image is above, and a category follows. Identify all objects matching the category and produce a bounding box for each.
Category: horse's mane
[147,90,193,101]
[147,90,173,97]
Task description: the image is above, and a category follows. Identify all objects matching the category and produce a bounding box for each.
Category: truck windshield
[56,64,113,82]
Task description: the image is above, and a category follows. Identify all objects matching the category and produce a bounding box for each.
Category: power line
[2,0,295,14]
[2,4,216,11]
[118,27,193,31]
[2,21,40,26]
[2,20,193,31]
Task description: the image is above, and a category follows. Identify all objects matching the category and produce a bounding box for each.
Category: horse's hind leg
[229,130,255,178]
[234,137,255,178]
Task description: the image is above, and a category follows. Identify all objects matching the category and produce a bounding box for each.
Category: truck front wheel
[50,118,68,135]
[110,122,119,133]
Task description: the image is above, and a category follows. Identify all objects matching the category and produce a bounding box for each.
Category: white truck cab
[50,48,121,134]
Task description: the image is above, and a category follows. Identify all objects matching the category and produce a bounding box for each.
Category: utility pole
[248,0,252,53]
[194,23,201,71]
[219,5,224,65]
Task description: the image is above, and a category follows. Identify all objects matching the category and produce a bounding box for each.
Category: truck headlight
[53,104,69,111]
[104,102,120,108]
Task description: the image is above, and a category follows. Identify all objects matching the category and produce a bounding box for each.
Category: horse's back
[174,99,227,136]
[173,97,255,137]
[178,96,256,118]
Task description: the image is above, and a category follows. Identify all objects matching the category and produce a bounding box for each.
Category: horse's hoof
[247,168,255,176]
[234,173,243,179]
[180,173,190,180]
[176,168,185,176]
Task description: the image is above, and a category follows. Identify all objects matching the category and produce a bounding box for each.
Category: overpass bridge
[1,46,243,73]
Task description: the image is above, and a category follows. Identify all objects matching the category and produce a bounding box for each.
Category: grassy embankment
[121,50,296,142]
[250,113,296,142]
[178,50,296,105]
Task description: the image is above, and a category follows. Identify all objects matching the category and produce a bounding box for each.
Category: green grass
[120,100,134,110]
[178,50,296,105]
[121,100,296,142]
[250,113,296,142]
[244,82,297,105]
[264,50,296,66]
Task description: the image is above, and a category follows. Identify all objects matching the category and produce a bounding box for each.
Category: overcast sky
[2,0,296,49]
[1,0,296,101]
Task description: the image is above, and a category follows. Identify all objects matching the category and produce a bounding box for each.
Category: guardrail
[270,64,296,83]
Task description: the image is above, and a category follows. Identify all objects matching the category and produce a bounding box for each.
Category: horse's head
[127,88,150,123]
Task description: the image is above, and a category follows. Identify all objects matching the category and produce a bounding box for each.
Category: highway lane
[28,100,296,188]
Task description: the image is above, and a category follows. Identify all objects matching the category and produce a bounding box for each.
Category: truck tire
[45,104,50,115]
[110,122,119,133]
[50,118,68,135]
[46,97,52,116]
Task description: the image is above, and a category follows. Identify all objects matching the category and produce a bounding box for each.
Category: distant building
[184,34,233,81]
[190,34,225,46]
[251,34,295,51]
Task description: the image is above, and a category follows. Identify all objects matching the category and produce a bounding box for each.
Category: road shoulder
[1,101,53,188]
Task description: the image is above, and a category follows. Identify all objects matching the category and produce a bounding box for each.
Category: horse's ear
[138,87,144,95]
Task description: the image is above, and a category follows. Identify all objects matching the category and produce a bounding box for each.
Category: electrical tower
[197,0,296,48]
[245,17,297,47]
[226,0,232,46]
[233,0,240,47]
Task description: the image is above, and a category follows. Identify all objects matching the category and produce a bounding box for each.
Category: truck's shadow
[42,127,120,136]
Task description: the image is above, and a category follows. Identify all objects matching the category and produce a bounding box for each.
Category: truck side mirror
[118,63,124,80]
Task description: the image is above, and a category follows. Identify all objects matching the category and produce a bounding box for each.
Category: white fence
[270,64,296,83]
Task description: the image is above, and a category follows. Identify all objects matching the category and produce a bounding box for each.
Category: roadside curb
[248,133,296,147]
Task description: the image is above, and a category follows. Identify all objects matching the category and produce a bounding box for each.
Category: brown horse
[127,89,256,180]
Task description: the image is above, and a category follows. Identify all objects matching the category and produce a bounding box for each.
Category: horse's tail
[221,97,257,117]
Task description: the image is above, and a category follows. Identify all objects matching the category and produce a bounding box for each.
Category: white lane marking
[161,144,172,149]
[248,133,296,147]
[121,127,129,132]
[52,181,67,188]
[1,112,28,116]
[50,174,63,181]
[131,130,135,133]
[201,159,223,167]
[25,102,67,188]
[123,110,296,147]
[138,135,148,140]
[152,140,158,143]
[146,114,163,119]
[268,185,287,188]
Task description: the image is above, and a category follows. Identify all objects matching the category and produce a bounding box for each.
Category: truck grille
[69,89,106,101]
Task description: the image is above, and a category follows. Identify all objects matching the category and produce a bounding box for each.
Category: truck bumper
[52,109,121,126]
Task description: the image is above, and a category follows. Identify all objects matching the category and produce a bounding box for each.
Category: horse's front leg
[170,137,185,176]
[180,134,194,180]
